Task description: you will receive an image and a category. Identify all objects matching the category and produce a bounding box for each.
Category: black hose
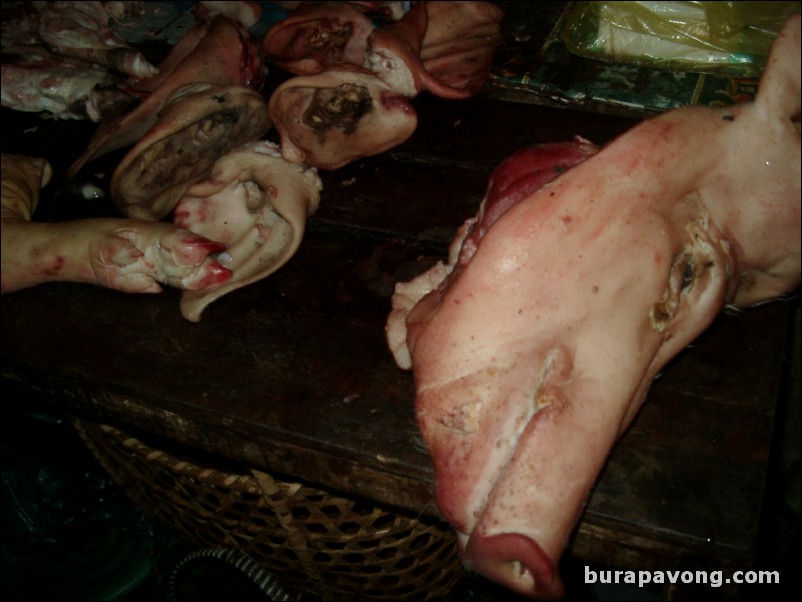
[169,547,293,601]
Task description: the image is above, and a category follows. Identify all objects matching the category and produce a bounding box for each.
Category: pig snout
[414,343,601,600]
[464,532,563,599]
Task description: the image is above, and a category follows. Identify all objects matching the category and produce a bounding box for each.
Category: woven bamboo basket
[72,419,466,601]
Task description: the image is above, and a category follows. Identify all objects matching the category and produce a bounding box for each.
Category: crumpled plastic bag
[561,1,801,76]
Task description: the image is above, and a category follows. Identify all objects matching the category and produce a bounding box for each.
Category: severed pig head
[174,141,322,322]
[263,2,502,169]
[69,15,265,178]
[386,14,800,600]
[111,83,272,221]
[268,66,417,169]
[263,1,504,99]
[262,1,376,74]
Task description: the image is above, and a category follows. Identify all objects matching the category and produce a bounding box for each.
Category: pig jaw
[420,338,682,600]
[417,344,605,600]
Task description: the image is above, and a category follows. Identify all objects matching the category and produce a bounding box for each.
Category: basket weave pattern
[73,419,465,600]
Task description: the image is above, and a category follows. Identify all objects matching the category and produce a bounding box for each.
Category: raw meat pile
[264,1,504,168]
[1,1,154,120]
[1,1,504,321]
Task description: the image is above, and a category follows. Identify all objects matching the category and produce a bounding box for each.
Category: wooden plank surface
[0,18,793,587]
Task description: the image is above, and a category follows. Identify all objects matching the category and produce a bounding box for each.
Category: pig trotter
[109,226,233,293]
[2,153,232,295]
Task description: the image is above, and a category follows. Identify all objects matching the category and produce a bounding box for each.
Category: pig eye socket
[681,259,695,290]
[680,256,715,293]
[650,251,707,332]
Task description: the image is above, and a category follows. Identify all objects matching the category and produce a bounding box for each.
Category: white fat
[131,54,159,79]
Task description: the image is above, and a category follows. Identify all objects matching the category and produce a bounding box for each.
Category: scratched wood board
[1,84,793,585]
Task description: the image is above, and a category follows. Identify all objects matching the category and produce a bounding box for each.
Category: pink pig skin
[388,14,800,600]
[263,1,503,99]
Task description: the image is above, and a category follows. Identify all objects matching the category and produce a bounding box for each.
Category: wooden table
[1,36,795,601]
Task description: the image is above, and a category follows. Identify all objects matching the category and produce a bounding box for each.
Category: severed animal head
[268,67,417,170]
[263,1,504,99]
[386,14,800,600]
[111,83,271,221]
[68,15,265,179]
[262,1,375,74]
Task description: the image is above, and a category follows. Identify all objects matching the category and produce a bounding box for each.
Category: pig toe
[171,235,227,266]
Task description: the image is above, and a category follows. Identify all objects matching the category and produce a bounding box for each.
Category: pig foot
[102,223,233,293]
[1,152,231,296]
[2,219,232,294]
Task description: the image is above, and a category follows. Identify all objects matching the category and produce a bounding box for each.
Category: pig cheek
[417,389,487,533]
[423,424,477,532]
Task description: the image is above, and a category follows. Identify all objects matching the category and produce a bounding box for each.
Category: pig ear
[262,1,374,74]
[755,13,800,122]
[417,1,504,99]
[177,142,322,322]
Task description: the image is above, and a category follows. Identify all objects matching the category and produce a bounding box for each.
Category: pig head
[268,66,417,169]
[68,15,264,178]
[386,14,800,600]
[263,1,503,99]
